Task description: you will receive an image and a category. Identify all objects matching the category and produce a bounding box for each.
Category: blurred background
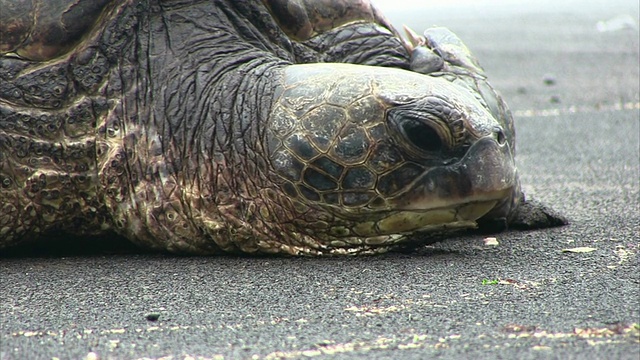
[372,0,640,113]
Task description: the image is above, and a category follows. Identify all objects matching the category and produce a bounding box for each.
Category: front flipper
[405,26,483,75]
[476,192,569,233]
[507,194,569,230]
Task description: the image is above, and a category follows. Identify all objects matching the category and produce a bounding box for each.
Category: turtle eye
[387,109,452,156]
[400,119,443,152]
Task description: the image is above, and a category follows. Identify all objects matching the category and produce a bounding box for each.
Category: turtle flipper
[404,26,484,76]
[507,195,569,230]
[476,193,568,234]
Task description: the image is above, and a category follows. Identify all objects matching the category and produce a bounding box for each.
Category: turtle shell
[262,0,396,40]
[0,0,115,61]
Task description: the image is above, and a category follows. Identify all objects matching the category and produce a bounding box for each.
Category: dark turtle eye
[400,119,443,152]
[388,109,451,155]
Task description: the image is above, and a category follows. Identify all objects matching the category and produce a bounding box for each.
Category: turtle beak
[391,134,518,220]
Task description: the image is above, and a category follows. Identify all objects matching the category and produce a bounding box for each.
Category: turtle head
[266,63,519,252]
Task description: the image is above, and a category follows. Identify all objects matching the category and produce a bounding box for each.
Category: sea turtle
[0,0,566,255]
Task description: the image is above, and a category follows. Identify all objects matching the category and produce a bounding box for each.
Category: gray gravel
[1,1,639,359]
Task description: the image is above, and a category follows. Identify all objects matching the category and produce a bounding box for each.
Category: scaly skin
[0,0,563,255]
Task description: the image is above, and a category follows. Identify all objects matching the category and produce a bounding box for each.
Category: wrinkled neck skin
[98,1,410,254]
[98,1,281,253]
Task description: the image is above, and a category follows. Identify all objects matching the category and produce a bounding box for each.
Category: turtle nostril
[402,119,443,152]
[494,128,506,145]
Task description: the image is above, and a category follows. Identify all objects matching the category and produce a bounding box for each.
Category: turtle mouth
[345,196,507,240]
[383,197,506,231]
[325,199,502,252]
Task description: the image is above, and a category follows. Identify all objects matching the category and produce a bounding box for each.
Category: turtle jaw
[340,196,509,244]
